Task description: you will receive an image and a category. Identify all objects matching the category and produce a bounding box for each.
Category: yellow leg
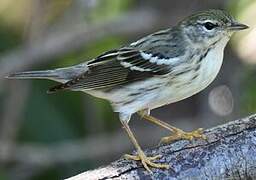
[121,120,169,173]
[138,111,206,144]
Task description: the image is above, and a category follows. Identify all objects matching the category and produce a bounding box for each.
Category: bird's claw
[124,151,169,173]
[160,128,206,144]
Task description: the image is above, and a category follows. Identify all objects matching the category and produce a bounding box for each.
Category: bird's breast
[162,38,229,105]
[195,38,228,90]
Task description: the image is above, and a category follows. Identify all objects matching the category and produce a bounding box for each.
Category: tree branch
[66,114,256,180]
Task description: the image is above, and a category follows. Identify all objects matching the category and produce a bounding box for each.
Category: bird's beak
[228,22,249,31]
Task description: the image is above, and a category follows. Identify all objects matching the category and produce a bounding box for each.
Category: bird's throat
[197,37,229,88]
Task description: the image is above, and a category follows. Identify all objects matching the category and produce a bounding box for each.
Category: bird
[6,9,248,173]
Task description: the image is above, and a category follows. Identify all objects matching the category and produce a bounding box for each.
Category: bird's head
[179,9,249,47]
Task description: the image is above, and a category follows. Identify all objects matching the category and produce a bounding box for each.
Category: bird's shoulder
[130,27,186,58]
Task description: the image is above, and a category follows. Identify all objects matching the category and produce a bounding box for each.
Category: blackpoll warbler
[7,9,248,173]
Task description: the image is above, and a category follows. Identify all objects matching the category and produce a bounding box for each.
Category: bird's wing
[48,28,184,93]
[48,49,171,93]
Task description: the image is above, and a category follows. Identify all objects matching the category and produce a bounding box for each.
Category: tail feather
[6,62,89,84]
[6,70,59,79]
[6,63,89,94]
[5,70,69,84]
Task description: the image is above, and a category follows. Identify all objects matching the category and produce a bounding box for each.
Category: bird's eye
[203,22,217,30]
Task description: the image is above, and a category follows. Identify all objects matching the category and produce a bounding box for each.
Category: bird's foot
[124,150,169,173]
[160,128,206,144]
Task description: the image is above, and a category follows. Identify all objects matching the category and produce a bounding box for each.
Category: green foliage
[240,69,256,114]
[0,25,21,54]
[0,169,7,180]
[89,0,133,22]
[228,0,253,15]
[18,80,86,143]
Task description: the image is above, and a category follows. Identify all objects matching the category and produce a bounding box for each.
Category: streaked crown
[178,9,248,45]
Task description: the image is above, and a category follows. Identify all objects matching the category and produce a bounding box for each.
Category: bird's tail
[6,63,88,84]
[6,69,71,84]
[7,70,61,80]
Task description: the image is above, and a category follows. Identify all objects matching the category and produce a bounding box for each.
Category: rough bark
[65,114,256,180]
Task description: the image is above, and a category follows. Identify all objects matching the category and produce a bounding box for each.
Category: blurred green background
[0,0,255,179]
